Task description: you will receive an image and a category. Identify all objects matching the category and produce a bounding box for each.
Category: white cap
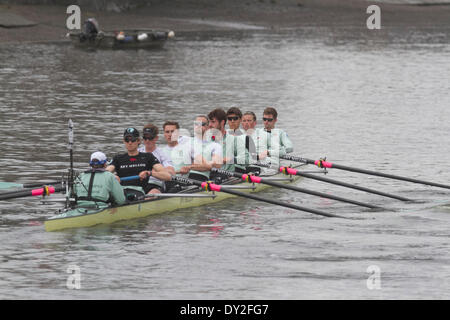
[90,151,107,163]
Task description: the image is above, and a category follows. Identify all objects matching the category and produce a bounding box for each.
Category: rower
[226,107,244,136]
[242,110,268,161]
[207,108,227,141]
[137,123,175,193]
[257,107,294,165]
[207,108,229,181]
[241,111,260,174]
[160,121,192,174]
[179,115,222,181]
[207,108,257,178]
[75,151,126,208]
[160,121,193,192]
[106,127,171,194]
[241,111,257,134]
[80,18,100,42]
[224,107,257,174]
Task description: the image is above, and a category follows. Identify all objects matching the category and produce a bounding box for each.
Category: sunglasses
[124,136,139,143]
[262,117,274,122]
[143,135,156,140]
[227,116,240,121]
[194,121,208,126]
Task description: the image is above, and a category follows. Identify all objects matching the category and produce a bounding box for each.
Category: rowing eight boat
[44,163,304,232]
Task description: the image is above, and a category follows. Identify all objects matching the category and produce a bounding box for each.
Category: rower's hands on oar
[139,170,152,180]
[222,157,233,164]
[179,166,191,174]
[258,150,269,160]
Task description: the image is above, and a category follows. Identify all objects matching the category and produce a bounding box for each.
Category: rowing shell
[44,164,303,232]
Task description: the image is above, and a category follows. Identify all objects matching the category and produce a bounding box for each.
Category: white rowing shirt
[161,139,194,174]
[138,146,174,187]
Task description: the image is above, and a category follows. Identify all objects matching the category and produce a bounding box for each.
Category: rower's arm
[267,130,293,157]
[188,155,218,172]
[166,166,176,176]
[211,153,223,169]
[235,135,257,165]
[281,130,294,154]
[151,163,172,181]
[108,174,126,205]
[159,149,176,175]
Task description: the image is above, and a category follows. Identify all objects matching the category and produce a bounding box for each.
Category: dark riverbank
[1,0,450,43]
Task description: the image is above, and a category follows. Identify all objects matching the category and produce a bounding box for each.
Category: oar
[0,181,60,191]
[0,184,60,198]
[0,174,140,193]
[0,175,141,198]
[0,175,142,200]
[68,119,75,199]
[211,168,384,210]
[120,175,140,182]
[1,174,140,191]
[171,176,344,219]
[279,166,412,202]
[281,154,450,190]
[0,185,65,201]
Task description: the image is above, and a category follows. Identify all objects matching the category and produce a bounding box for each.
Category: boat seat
[123,187,145,202]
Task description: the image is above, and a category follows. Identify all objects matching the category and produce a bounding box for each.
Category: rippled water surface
[0,27,449,299]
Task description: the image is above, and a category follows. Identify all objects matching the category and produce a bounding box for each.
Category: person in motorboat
[79,18,101,42]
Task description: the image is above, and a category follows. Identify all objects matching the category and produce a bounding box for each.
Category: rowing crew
[74,107,293,207]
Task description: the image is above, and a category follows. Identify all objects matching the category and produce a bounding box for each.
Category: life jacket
[76,169,112,205]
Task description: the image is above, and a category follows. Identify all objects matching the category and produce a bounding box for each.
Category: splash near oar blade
[0,185,64,201]
[172,176,344,219]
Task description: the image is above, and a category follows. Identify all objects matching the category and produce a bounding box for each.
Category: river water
[0,25,449,300]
